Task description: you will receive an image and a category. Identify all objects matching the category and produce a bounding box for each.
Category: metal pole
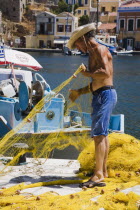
[96,0,99,34]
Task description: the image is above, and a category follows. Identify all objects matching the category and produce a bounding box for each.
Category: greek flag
[0,45,4,59]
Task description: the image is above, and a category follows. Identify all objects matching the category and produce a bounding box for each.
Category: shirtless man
[67,23,117,188]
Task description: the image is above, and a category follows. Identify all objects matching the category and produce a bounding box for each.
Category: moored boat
[95,34,117,54]
[0,46,124,139]
[114,49,133,55]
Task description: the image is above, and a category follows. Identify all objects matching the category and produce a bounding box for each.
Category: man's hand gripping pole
[72,63,86,79]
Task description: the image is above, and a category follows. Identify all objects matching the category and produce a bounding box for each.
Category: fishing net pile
[0,65,140,209]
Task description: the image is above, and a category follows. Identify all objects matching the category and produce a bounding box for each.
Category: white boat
[95,34,117,46]
[95,34,117,54]
[114,49,133,55]
[64,49,81,56]
[71,50,81,55]
[0,46,125,167]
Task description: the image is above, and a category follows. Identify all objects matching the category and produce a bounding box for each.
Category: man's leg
[103,136,109,178]
[90,135,106,182]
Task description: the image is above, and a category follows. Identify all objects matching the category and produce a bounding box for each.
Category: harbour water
[28,52,140,158]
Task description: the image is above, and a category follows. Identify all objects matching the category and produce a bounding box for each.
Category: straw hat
[67,23,97,49]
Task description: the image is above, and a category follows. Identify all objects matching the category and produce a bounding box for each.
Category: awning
[0,48,42,71]
[54,39,69,44]
[99,23,116,30]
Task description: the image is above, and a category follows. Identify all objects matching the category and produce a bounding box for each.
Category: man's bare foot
[90,171,104,183]
[103,171,108,178]
[90,175,104,183]
[79,171,106,188]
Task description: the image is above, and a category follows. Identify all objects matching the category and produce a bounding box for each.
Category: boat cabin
[95,34,117,46]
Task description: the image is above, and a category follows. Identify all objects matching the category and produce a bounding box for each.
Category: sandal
[79,180,106,188]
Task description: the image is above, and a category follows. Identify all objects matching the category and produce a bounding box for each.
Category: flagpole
[11,63,18,90]
[0,36,6,66]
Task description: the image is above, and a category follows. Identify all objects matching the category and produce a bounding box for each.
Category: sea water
[28,52,140,158]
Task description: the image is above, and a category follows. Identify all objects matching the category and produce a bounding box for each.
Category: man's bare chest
[88,56,100,72]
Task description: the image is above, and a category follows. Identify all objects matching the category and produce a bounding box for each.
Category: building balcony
[37,31,54,35]
[118,30,140,37]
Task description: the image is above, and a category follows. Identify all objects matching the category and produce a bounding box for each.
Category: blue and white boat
[95,34,117,54]
[0,48,124,139]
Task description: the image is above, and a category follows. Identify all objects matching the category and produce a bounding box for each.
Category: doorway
[127,39,133,50]
[39,40,44,48]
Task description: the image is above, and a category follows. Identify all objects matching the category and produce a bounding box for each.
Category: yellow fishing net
[0,65,140,209]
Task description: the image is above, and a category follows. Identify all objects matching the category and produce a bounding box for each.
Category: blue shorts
[91,88,117,137]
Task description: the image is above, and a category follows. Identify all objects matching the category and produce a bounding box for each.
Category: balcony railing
[118,30,138,35]
[37,31,54,35]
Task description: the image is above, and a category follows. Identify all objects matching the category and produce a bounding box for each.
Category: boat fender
[19,81,29,111]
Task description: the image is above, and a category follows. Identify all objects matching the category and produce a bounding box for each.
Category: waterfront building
[75,0,92,17]
[99,0,121,23]
[36,11,56,48]
[98,23,116,35]
[117,0,140,50]
[26,11,56,48]
[26,11,78,49]
[54,12,78,48]
[0,0,34,22]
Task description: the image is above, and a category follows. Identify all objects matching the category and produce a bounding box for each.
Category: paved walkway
[0,158,140,197]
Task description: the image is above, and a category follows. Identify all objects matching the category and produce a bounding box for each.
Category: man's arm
[69,83,91,102]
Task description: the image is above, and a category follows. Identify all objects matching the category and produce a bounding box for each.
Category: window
[137,19,140,28]
[40,23,45,34]
[84,10,87,15]
[85,0,88,4]
[13,7,16,11]
[111,7,116,12]
[120,19,124,29]
[101,7,105,12]
[128,19,134,31]
[78,0,82,6]
[39,40,44,48]
[65,25,71,32]
[78,10,81,14]
[48,18,51,23]
[57,25,64,32]
[47,23,52,32]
